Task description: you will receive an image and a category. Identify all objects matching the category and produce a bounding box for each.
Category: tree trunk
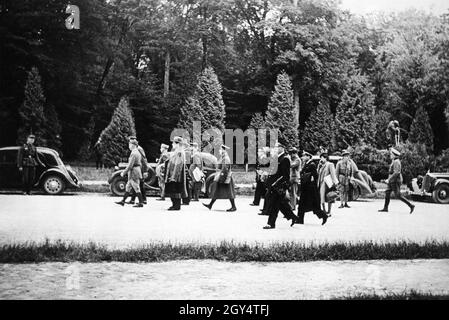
[164,50,171,98]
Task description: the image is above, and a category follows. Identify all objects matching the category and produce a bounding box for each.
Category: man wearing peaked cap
[379,147,415,214]
[156,143,170,201]
[164,136,188,210]
[17,134,45,195]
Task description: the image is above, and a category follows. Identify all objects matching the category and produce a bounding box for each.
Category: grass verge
[1,240,449,263]
[335,290,449,300]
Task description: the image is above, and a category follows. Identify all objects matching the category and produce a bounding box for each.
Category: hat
[161,143,169,150]
[27,134,36,139]
[342,149,350,156]
[128,135,137,141]
[288,147,298,154]
[129,140,138,146]
[390,148,401,157]
[172,136,183,143]
[320,152,328,159]
[302,151,312,158]
[221,144,230,150]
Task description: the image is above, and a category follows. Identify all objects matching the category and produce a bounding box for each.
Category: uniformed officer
[126,136,149,205]
[115,139,144,207]
[164,136,188,211]
[379,148,415,214]
[335,149,353,208]
[17,134,45,195]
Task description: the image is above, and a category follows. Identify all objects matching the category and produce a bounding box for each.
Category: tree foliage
[408,106,434,153]
[300,103,335,153]
[98,97,136,166]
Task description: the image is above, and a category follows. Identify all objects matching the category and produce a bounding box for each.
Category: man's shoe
[125,200,135,205]
[202,203,212,210]
[344,203,351,208]
[410,205,415,214]
[321,214,328,225]
[227,207,237,212]
[378,208,388,212]
[156,198,165,201]
[338,205,344,209]
[167,206,180,211]
[191,199,199,202]
[290,217,302,227]
[263,225,275,229]
[250,203,259,206]
[258,211,269,216]
[115,201,125,206]
[133,203,144,208]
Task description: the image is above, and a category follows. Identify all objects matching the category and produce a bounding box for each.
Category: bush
[433,148,449,172]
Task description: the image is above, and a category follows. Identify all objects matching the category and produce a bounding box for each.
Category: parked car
[0,146,79,194]
[409,172,449,204]
[108,161,217,197]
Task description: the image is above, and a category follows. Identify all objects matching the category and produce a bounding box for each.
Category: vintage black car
[108,161,217,197]
[0,146,79,194]
[409,172,449,204]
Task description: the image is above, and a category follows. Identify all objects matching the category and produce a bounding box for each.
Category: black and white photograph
[1,0,449,304]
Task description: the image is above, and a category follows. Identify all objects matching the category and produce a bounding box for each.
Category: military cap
[342,149,350,156]
[129,139,138,146]
[302,151,312,158]
[221,144,230,150]
[172,136,183,143]
[288,147,298,154]
[27,134,36,139]
[128,135,137,141]
[160,143,169,150]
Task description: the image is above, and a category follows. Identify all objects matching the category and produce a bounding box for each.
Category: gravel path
[0,195,448,248]
[1,259,448,299]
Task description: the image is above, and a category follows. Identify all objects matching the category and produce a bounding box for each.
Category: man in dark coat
[379,148,415,214]
[263,142,300,229]
[156,143,169,201]
[126,136,149,205]
[189,142,203,201]
[17,134,45,195]
[250,163,267,207]
[164,136,188,211]
[297,151,328,225]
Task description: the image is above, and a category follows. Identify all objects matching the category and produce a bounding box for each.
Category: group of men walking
[114,135,237,212]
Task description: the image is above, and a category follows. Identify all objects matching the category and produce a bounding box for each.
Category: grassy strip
[335,290,449,300]
[1,240,449,263]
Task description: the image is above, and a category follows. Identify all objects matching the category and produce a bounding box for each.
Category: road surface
[0,194,448,247]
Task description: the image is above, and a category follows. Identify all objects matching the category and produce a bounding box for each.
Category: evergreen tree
[98,97,136,166]
[265,71,298,148]
[178,67,226,134]
[335,73,376,149]
[408,106,434,153]
[17,67,46,145]
[249,112,266,129]
[300,103,335,152]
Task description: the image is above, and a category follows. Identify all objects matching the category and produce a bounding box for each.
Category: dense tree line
[1,0,449,162]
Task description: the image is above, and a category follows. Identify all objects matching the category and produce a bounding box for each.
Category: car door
[0,150,21,188]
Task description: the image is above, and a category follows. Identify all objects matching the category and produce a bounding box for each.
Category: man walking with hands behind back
[17,134,45,195]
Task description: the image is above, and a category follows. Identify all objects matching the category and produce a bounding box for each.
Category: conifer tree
[300,103,335,152]
[178,67,226,134]
[335,73,376,149]
[265,71,298,148]
[17,67,46,144]
[98,97,136,166]
[408,106,434,153]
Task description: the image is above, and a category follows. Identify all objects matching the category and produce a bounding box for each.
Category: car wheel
[432,184,449,204]
[43,175,65,195]
[110,177,127,197]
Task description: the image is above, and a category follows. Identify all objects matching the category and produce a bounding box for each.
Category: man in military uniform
[17,134,45,195]
[189,142,204,201]
[336,149,353,208]
[289,147,301,210]
[156,143,169,201]
[182,138,192,206]
[126,136,149,205]
[379,148,415,214]
[164,136,188,211]
[115,139,145,207]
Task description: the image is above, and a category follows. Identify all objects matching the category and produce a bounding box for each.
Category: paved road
[0,194,448,247]
[1,259,448,299]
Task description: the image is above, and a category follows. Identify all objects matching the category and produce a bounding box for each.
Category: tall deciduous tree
[17,67,46,145]
[300,103,335,153]
[265,71,298,148]
[408,106,434,153]
[178,67,226,133]
[98,97,136,166]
